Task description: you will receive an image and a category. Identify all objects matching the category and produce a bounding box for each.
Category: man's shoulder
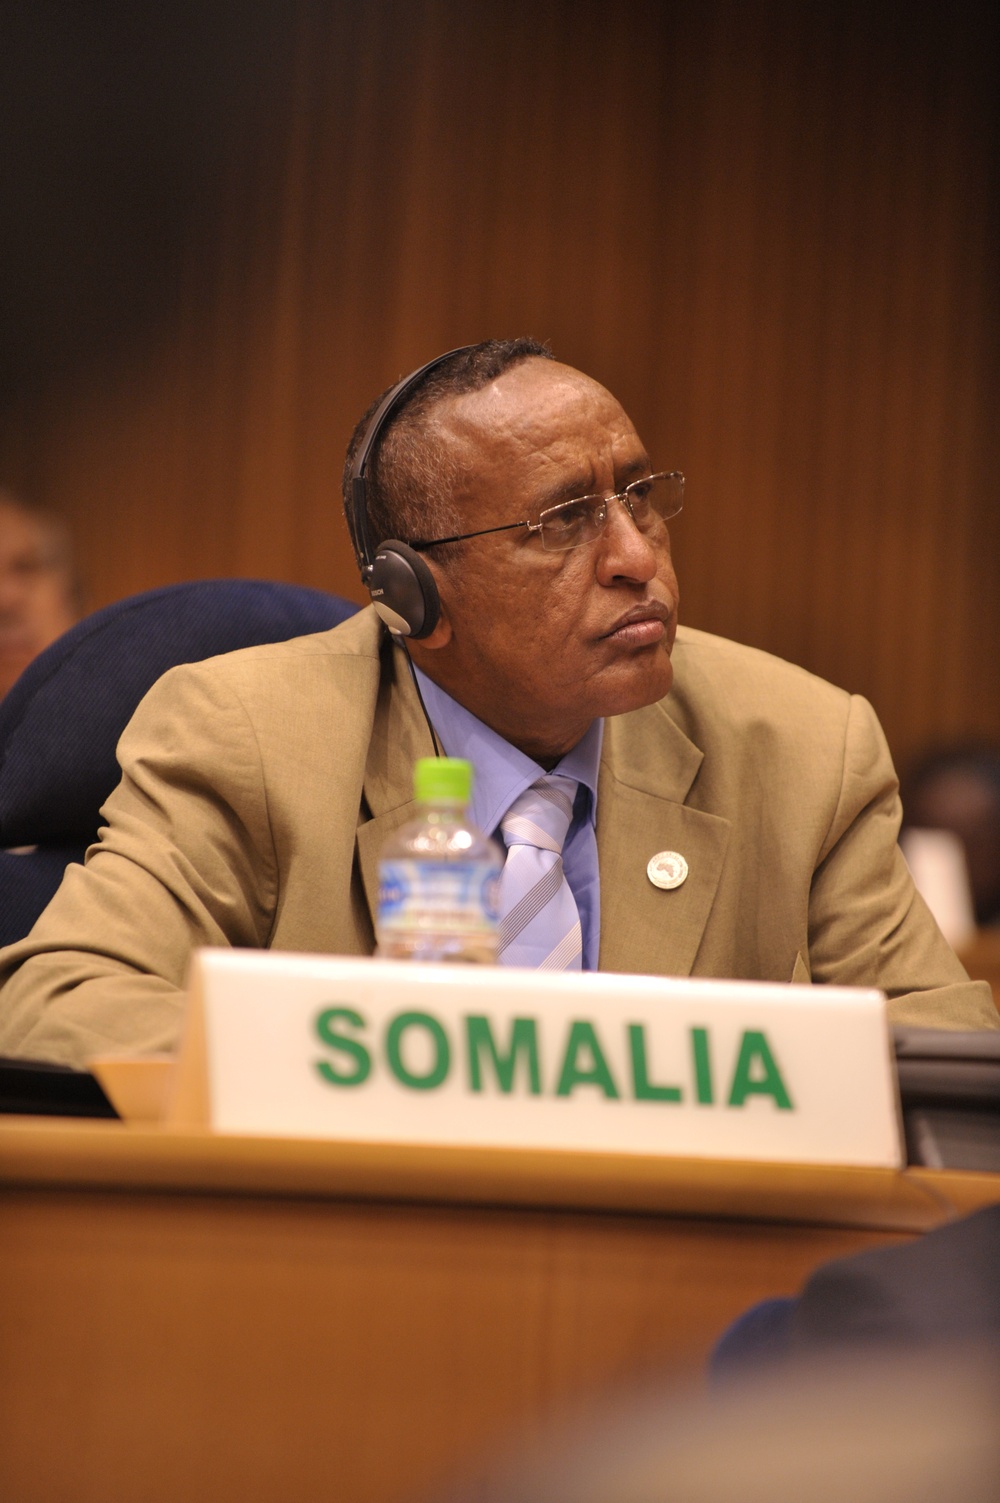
[669,624,852,728]
[120,605,387,739]
[107,604,397,794]
[606,625,862,790]
[152,603,383,694]
[204,602,382,677]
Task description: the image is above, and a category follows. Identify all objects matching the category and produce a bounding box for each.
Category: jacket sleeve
[807,694,997,1029]
[0,661,279,1067]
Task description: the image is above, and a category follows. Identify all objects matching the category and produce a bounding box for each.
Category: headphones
[348,345,476,638]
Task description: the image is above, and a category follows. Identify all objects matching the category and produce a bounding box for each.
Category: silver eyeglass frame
[407,470,684,554]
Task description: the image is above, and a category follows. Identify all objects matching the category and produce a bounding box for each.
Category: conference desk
[1,1118,999,1503]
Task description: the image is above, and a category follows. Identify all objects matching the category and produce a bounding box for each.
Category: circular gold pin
[647,851,688,890]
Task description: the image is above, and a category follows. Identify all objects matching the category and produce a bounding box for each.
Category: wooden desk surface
[2,1117,998,1503]
[2,1114,997,1227]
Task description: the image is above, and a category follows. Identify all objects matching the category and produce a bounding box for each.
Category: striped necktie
[497,774,583,971]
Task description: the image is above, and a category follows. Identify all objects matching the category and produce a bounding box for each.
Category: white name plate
[170,950,902,1167]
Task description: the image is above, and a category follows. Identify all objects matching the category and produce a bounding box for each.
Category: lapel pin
[647,851,688,890]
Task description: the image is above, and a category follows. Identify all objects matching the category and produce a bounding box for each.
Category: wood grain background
[0,0,996,768]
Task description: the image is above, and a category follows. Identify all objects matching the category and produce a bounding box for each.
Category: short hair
[342,337,553,566]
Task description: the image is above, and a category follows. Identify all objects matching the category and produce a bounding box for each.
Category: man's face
[409,358,680,764]
[0,503,78,697]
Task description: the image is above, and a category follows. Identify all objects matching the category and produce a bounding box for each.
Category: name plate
[170,950,902,1166]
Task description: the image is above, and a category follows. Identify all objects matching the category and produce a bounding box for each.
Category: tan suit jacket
[0,610,994,1066]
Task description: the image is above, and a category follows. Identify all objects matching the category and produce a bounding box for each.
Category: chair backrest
[0,578,358,944]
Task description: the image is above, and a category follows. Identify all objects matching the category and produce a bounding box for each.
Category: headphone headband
[349,345,476,571]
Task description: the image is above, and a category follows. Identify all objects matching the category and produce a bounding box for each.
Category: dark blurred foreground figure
[429,1349,1000,1503]
[711,1201,1000,1380]
[902,744,1000,927]
[0,490,80,699]
[433,1206,1000,1500]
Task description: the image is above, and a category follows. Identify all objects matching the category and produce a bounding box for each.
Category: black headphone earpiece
[348,345,475,638]
[366,540,440,639]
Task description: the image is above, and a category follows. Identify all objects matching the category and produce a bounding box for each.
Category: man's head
[0,492,81,698]
[902,745,1000,927]
[343,341,681,765]
[344,339,554,564]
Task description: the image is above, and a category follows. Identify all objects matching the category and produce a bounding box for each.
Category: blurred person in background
[902,745,1000,929]
[0,489,81,699]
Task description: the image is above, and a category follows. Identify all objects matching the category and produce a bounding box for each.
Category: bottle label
[378,859,500,936]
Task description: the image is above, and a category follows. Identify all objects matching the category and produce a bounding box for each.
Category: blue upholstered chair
[0,579,358,946]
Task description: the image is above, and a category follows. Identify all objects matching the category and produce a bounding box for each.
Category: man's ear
[413,602,452,650]
[412,556,452,649]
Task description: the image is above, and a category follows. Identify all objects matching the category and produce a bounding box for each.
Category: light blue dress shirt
[413,664,603,971]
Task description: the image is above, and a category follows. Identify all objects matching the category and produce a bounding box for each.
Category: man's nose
[595,497,660,584]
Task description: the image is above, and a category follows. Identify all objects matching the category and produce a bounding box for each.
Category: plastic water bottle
[376,757,502,963]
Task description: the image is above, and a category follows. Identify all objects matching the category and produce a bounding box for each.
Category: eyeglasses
[408,470,684,555]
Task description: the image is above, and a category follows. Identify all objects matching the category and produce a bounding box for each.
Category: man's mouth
[601,602,671,646]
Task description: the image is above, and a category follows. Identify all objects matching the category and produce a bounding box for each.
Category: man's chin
[593,653,674,718]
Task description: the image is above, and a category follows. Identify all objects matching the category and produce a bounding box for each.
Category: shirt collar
[412,664,603,837]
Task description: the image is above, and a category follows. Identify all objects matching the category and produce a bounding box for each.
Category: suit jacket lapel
[597,700,730,977]
[356,632,434,926]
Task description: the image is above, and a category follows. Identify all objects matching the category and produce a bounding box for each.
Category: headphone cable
[397,638,444,758]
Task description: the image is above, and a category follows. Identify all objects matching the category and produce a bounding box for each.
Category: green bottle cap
[414,756,473,805]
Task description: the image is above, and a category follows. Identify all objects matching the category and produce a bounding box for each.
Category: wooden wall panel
[0,0,996,767]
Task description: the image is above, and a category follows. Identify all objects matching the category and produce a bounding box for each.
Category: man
[901,744,1000,928]
[0,490,80,699]
[0,340,994,1065]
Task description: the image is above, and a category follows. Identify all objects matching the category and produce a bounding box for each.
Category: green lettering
[555,1021,620,1099]
[465,1016,541,1094]
[728,1030,793,1109]
[315,1006,371,1088]
[691,1027,714,1104]
[385,1011,451,1091]
[628,1024,682,1102]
